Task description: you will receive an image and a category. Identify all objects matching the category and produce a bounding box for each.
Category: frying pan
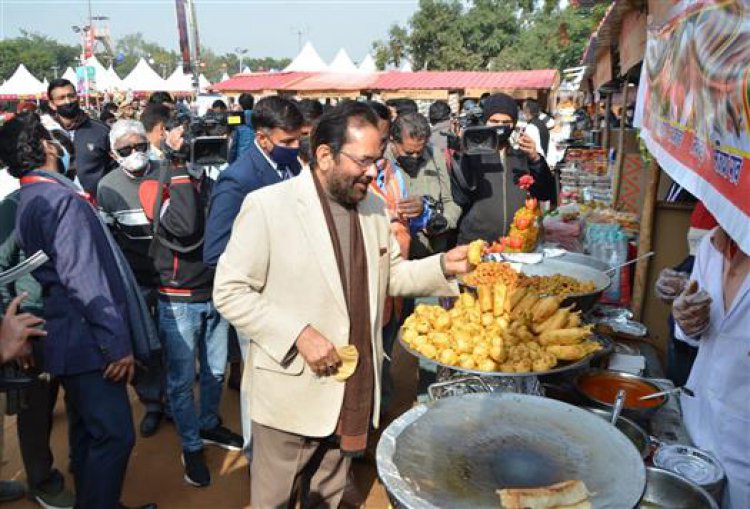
[377,393,646,509]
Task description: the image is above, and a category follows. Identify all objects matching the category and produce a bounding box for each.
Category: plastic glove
[673,281,712,337]
[655,268,689,303]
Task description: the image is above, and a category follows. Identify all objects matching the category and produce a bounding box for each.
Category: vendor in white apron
[673,227,750,509]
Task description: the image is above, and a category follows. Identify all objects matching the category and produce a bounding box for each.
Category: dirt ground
[0,384,391,509]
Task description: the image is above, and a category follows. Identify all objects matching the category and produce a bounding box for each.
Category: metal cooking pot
[519,258,611,312]
[638,467,719,509]
[575,369,667,422]
[584,407,651,459]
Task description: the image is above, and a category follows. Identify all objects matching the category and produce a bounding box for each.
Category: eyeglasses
[340,151,385,170]
[115,142,149,157]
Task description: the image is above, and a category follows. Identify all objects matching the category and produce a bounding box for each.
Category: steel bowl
[638,467,719,509]
[574,369,668,422]
[584,407,651,459]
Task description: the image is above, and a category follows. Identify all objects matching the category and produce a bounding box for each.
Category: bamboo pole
[632,159,661,320]
[612,78,631,205]
[603,93,613,151]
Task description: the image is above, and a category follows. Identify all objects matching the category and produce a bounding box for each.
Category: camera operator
[386,112,461,260]
[451,93,556,244]
[142,122,243,487]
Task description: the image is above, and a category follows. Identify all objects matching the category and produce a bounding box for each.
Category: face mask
[117,151,150,174]
[56,102,81,119]
[269,144,300,167]
[55,143,72,176]
[397,155,422,174]
[298,136,311,163]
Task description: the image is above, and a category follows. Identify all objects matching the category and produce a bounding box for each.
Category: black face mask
[397,155,423,174]
[56,102,81,119]
[299,136,311,163]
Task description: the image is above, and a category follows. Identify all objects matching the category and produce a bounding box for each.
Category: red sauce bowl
[575,370,667,421]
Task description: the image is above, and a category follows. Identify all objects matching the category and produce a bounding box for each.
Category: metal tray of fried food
[397,331,613,378]
[376,392,646,509]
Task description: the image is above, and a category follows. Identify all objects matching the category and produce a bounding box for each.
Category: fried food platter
[376,393,646,509]
[398,329,612,378]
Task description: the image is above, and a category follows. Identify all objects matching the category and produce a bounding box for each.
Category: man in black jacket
[451,93,556,244]
[141,127,242,488]
[46,79,117,195]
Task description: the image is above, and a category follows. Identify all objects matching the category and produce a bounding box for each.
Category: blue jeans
[159,299,228,452]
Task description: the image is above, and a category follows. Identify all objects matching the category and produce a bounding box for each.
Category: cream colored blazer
[213,168,458,437]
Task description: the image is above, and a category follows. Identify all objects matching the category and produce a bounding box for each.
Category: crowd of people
[0,81,552,509]
[0,78,745,509]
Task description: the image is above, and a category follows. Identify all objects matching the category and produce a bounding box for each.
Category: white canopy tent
[241,66,252,74]
[82,56,122,92]
[220,71,230,82]
[283,41,328,72]
[358,54,377,73]
[122,58,168,92]
[0,64,46,98]
[106,65,124,90]
[328,48,358,73]
[62,67,77,83]
[164,67,211,93]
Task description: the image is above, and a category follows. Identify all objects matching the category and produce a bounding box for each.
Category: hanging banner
[636,0,750,253]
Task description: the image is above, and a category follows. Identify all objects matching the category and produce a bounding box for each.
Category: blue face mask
[269,144,300,167]
[55,143,72,177]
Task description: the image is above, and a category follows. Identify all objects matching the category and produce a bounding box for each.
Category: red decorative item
[518,174,535,191]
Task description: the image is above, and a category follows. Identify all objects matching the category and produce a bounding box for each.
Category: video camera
[443,102,514,156]
[166,110,243,166]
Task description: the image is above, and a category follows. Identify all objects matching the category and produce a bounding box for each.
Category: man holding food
[213,102,471,507]
[672,226,749,509]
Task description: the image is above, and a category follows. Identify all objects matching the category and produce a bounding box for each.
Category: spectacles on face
[115,142,149,157]
[339,151,385,170]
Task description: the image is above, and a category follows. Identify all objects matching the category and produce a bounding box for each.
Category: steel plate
[398,331,613,378]
[377,393,646,509]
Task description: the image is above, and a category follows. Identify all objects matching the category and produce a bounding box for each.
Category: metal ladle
[611,389,626,425]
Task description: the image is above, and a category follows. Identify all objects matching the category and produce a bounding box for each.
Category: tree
[113,33,179,78]
[0,32,78,81]
[373,24,410,70]
[371,0,608,72]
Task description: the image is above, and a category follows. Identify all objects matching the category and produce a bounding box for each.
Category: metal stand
[430,367,544,400]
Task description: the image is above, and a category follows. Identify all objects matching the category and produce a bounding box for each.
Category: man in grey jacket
[386,112,461,260]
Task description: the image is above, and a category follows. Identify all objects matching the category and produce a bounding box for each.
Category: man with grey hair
[386,112,461,259]
[97,119,166,438]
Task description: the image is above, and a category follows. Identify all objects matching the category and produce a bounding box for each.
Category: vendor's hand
[0,293,44,364]
[165,125,185,151]
[673,281,712,337]
[103,354,135,384]
[655,268,689,303]
[397,196,424,219]
[442,245,471,277]
[518,132,540,162]
[296,325,341,377]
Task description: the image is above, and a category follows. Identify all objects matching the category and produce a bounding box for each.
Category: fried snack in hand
[468,239,487,266]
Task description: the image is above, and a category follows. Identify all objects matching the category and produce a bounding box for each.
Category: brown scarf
[312,173,374,456]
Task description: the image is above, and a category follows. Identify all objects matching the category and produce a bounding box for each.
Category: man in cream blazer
[213,102,469,508]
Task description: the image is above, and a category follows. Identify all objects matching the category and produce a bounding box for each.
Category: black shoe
[139,411,163,438]
[0,480,24,503]
[118,504,157,509]
[200,425,243,451]
[181,450,210,488]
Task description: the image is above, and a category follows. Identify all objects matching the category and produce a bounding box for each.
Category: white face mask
[118,151,149,174]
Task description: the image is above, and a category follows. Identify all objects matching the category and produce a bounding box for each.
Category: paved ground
[1,384,391,508]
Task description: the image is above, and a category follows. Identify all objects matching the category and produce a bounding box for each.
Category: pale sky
[0,0,419,63]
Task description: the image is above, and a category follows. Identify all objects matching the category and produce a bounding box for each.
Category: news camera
[166,110,242,166]
[443,102,514,156]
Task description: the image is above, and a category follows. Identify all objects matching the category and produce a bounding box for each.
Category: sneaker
[139,411,163,438]
[181,450,210,488]
[0,480,24,503]
[200,425,243,451]
[29,487,76,509]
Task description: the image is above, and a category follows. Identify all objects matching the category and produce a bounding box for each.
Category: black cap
[481,93,519,125]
